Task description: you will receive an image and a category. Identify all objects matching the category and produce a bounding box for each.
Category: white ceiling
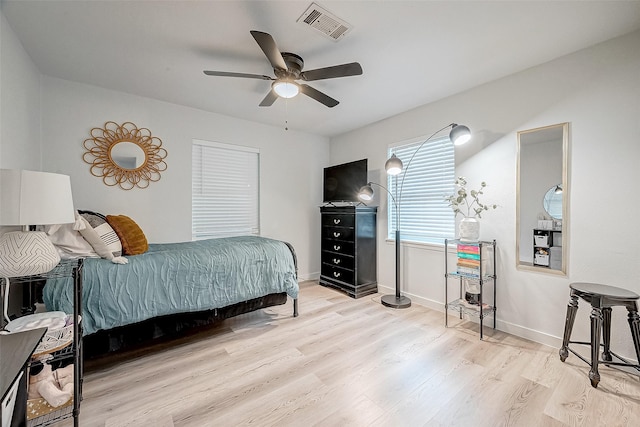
[3,1,640,137]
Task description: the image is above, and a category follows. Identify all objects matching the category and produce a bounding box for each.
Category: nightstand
[1,328,46,427]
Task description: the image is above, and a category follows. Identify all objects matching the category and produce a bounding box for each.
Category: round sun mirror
[83,121,167,190]
[543,184,563,220]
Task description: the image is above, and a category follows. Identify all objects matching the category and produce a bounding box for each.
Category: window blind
[388,136,455,244]
[192,140,260,240]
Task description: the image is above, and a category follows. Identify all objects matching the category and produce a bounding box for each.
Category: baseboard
[298,271,320,282]
[377,283,562,349]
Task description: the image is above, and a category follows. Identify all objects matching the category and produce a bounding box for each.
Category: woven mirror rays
[83,121,168,190]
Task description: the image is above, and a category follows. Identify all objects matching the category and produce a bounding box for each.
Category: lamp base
[0,231,61,277]
[381,294,411,309]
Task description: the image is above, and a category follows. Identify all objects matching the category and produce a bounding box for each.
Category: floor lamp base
[381,294,411,309]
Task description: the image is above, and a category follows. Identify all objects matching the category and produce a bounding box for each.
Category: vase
[459,217,480,242]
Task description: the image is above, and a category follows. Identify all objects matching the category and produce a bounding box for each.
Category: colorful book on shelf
[457,252,480,260]
[457,259,480,267]
[457,250,479,256]
[456,262,480,270]
[457,244,480,254]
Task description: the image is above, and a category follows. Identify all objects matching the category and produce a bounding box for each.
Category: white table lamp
[0,169,75,277]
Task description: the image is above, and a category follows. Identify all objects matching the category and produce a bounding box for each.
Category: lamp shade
[385,154,403,176]
[0,169,75,226]
[449,124,471,146]
[358,184,374,201]
[0,170,75,277]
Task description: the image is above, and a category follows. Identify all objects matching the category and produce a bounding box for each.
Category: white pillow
[43,214,98,259]
[78,213,122,259]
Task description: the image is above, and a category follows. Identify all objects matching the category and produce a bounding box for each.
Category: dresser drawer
[321,264,355,285]
[322,227,354,241]
[321,214,355,228]
[322,251,354,270]
[322,239,354,255]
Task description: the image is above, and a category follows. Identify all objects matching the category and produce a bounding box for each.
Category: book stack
[457,244,481,277]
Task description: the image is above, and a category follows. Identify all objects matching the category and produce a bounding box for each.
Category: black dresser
[319,206,377,298]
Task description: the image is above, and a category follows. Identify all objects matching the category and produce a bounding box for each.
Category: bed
[42,235,299,356]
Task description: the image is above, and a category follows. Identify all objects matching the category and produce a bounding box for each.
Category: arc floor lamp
[359,123,471,309]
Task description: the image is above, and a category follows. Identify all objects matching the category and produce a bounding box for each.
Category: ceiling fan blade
[259,89,278,107]
[203,70,273,80]
[300,62,363,81]
[299,84,339,108]
[250,30,288,71]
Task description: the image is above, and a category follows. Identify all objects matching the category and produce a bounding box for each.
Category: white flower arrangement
[445,176,498,219]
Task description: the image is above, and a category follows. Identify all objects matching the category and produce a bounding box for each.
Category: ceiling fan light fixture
[272,81,300,98]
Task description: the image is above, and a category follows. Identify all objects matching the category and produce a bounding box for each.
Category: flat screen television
[323,158,368,203]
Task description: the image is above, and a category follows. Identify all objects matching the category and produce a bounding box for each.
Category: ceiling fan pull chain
[285,98,289,131]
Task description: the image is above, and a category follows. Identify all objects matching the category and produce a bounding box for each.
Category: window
[387,136,455,244]
[192,140,259,240]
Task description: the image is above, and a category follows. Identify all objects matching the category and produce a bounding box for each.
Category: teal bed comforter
[43,236,298,335]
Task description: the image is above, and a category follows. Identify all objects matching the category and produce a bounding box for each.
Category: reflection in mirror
[543,184,563,220]
[517,123,568,274]
[110,141,146,169]
[109,141,146,170]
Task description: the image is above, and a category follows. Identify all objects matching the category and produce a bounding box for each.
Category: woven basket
[32,323,74,358]
[5,312,77,358]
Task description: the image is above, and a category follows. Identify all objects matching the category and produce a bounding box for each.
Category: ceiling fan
[203,30,363,108]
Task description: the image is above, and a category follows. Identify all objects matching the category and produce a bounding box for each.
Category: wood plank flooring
[54,281,640,426]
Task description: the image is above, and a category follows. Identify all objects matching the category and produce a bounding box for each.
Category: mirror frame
[83,121,168,190]
[516,122,569,275]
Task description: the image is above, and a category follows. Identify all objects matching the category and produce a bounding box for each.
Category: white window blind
[388,136,455,244]
[192,140,259,240]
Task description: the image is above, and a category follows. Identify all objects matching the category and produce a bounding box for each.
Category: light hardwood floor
[55,281,640,427]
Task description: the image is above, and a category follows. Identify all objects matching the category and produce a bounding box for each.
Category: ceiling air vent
[297,3,352,42]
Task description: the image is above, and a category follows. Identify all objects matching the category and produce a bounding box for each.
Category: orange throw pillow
[106,215,148,255]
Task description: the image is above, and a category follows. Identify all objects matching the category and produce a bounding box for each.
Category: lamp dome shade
[449,124,471,146]
[385,154,403,175]
[358,184,374,201]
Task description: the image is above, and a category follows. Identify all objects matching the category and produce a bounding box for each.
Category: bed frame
[83,293,298,358]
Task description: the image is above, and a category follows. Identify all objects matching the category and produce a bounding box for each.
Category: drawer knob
[333,232,341,238]
[333,245,341,251]
[333,219,341,224]
[333,271,341,278]
[333,258,341,265]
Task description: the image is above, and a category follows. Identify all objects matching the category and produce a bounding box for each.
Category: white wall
[0,11,41,170]
[330,30,640,359]
[39,77,328,280]
[0,10,44,316]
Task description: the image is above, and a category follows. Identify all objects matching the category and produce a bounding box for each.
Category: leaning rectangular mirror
[517,122,569,274]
